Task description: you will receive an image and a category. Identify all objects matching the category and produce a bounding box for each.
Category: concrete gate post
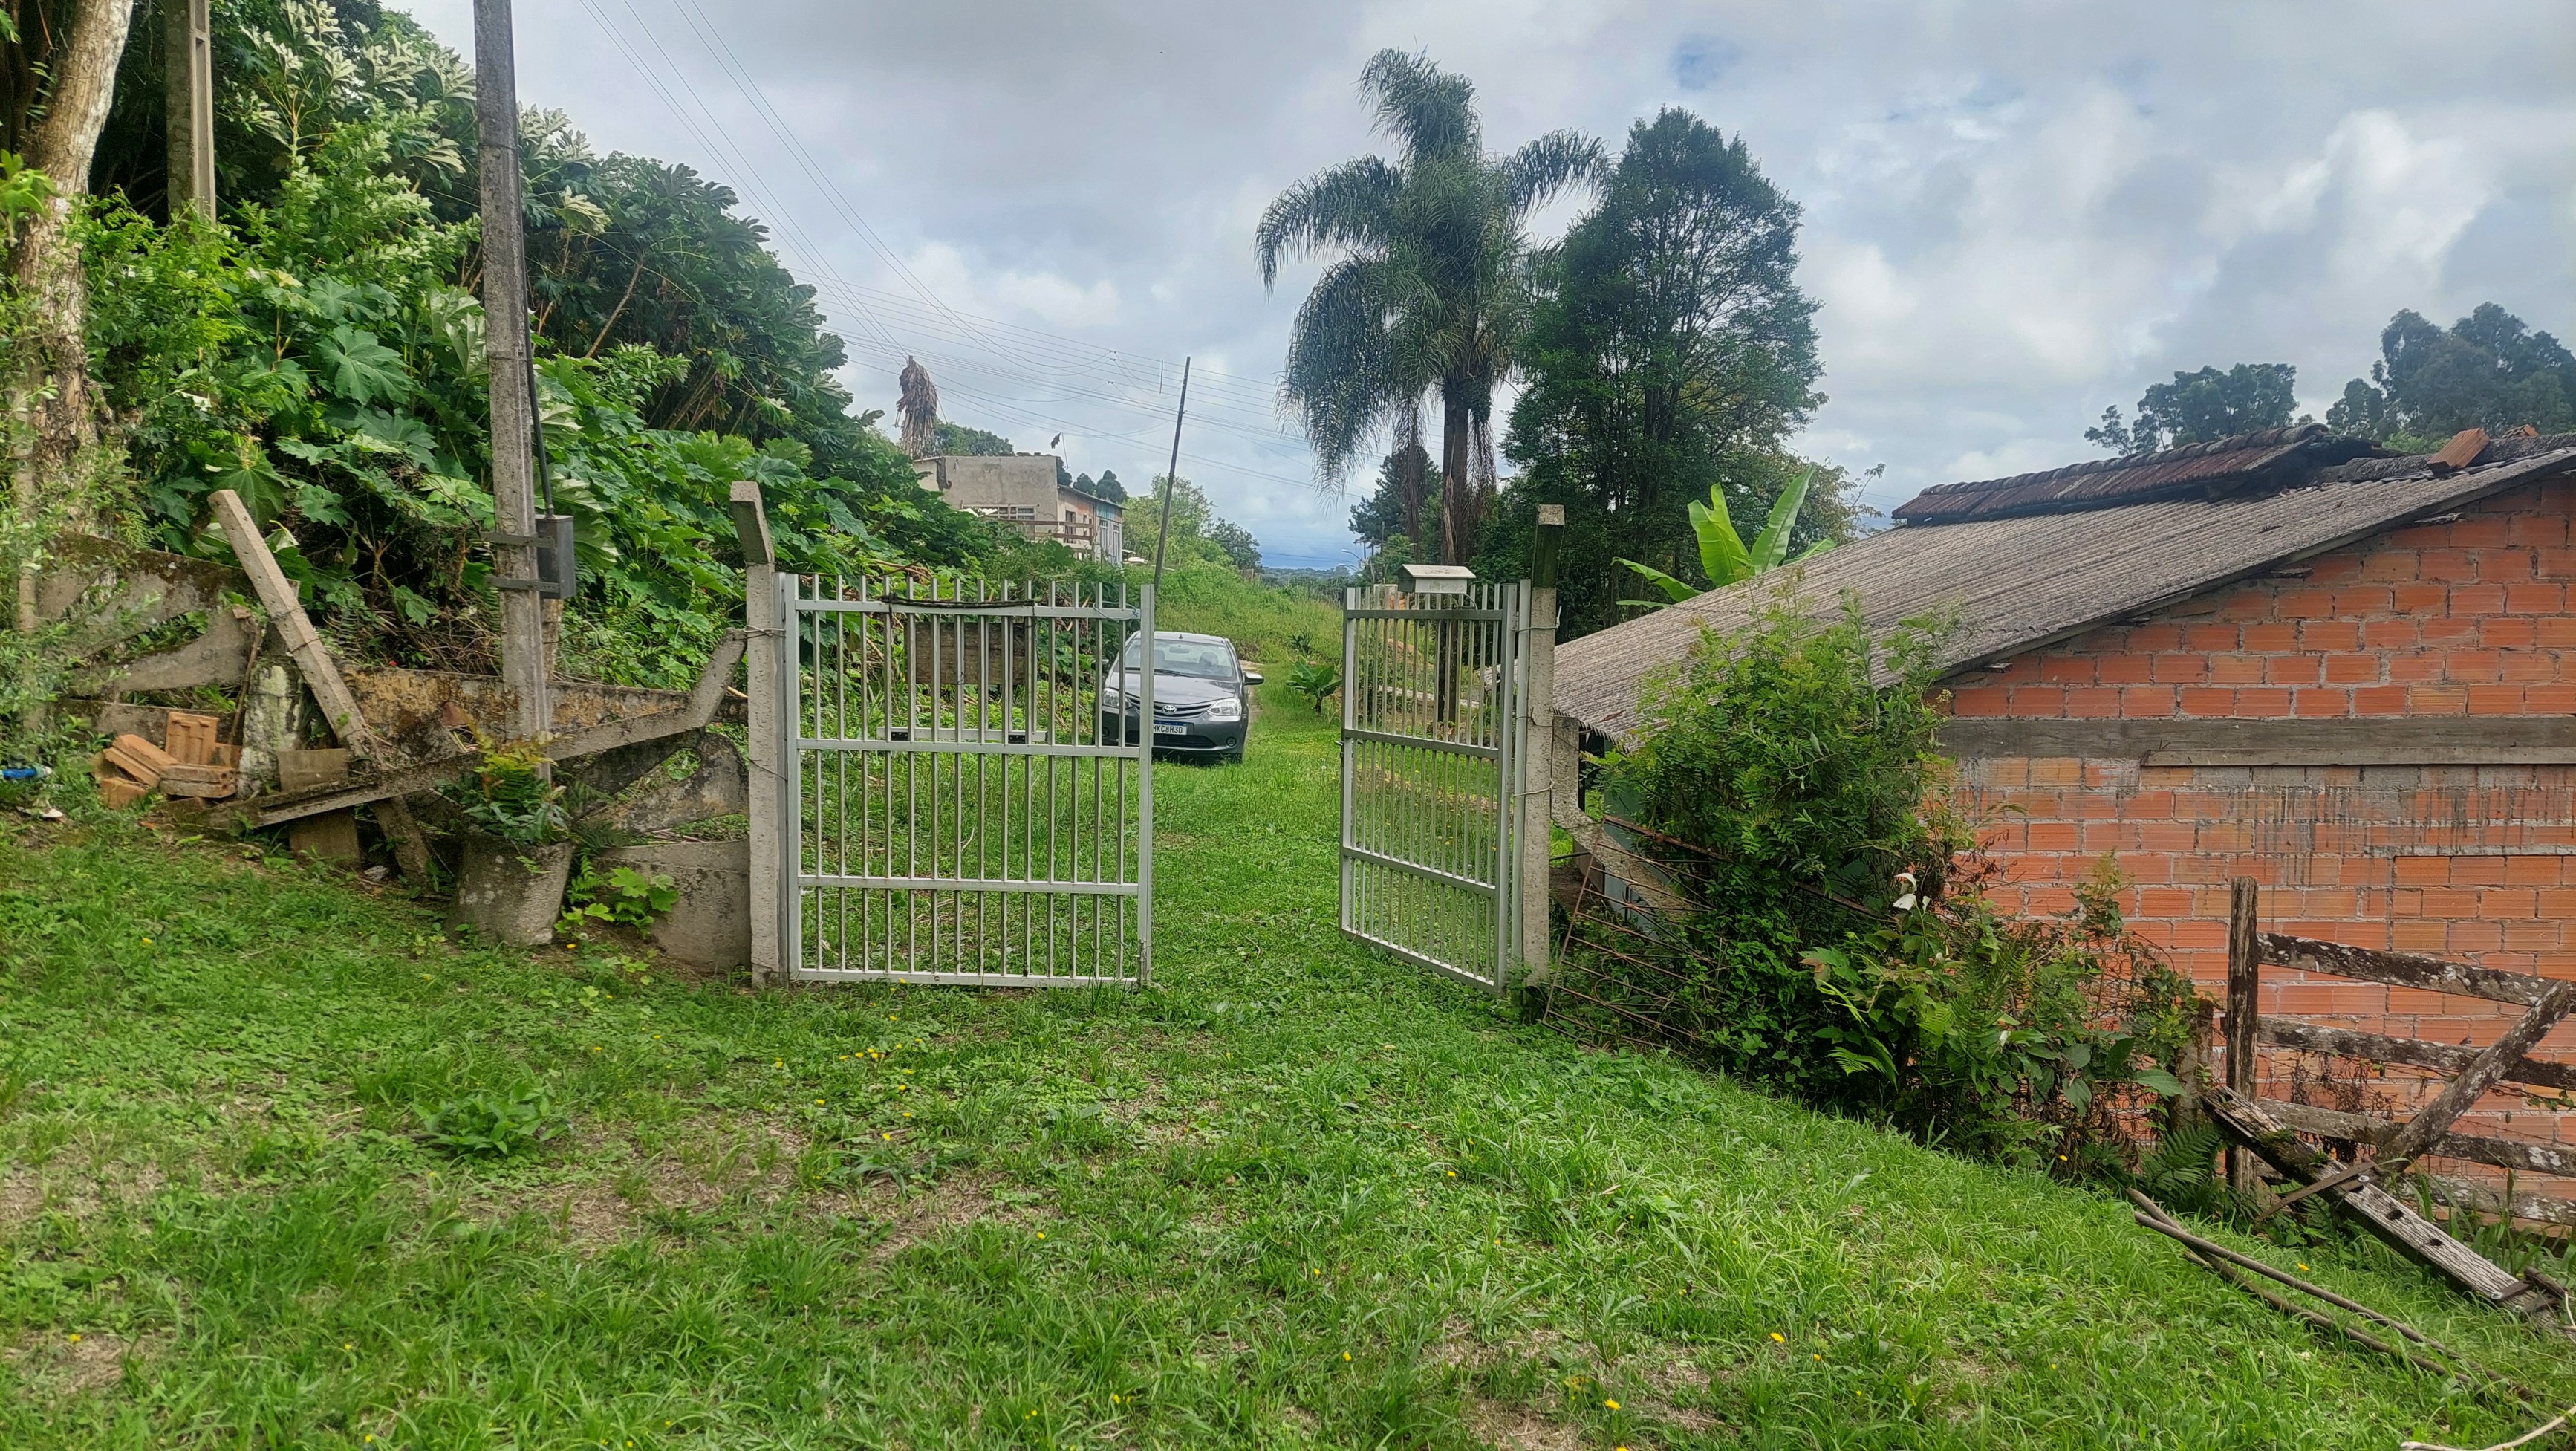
[1517,505,1565,993]
[730,483,782,986]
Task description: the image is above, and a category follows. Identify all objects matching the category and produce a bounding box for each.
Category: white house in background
[912,454,1123,562]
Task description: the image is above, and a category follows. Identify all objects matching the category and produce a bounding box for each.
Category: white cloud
[399,0,2576,546]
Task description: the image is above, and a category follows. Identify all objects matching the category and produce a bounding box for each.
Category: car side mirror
[1241,670,1263,686]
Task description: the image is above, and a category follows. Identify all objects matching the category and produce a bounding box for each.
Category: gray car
[1100,631,1261,762]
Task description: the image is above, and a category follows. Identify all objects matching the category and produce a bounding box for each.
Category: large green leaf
[1688,487,1754,585]
[1749,467,1816,573]
[1616,558,1699,607]
[311,325,410,406]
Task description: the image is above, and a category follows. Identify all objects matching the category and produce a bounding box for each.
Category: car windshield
[1119,635,1236,681]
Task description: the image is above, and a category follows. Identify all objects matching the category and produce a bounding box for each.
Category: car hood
[1107,671,1235,708]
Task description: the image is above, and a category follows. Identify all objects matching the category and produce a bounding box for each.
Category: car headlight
[1205,697,1242,722]
[1099,686,1124,709]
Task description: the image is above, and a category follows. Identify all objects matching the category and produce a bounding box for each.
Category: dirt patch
[0,1168,40,1231]
[2,1329,161,1400]
[0,1161,170,1232]
[865,1172,1001,1263]
[1461,1397,1579,1451]
[544,1117,810,1250]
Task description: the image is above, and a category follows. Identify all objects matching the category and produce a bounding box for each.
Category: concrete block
[601,837,750,969]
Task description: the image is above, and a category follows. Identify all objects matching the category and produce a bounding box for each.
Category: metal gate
[781,575,1153,985]
[1339,580,1528,993]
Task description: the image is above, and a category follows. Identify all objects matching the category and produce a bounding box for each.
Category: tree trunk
[11,0,138,632]
[1439,386,1471,565]
[1395,438,1426,548]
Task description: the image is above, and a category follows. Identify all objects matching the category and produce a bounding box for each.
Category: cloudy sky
[405,1,2576,568]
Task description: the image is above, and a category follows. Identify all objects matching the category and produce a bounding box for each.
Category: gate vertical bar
[1136,582,1157,984]
[779,571,803,978]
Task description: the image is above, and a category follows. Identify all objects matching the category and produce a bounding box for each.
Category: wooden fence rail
[2224,876,2576,1222]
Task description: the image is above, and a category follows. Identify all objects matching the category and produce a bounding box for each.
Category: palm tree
[1256,51,1600,564]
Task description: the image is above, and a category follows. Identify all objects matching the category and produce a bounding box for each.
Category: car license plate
[1152,721,1190,736]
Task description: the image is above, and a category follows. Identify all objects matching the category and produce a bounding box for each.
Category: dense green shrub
[1567,583,2200,1163]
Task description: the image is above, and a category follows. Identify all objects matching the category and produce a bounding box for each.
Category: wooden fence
[2224,877,2576,1226]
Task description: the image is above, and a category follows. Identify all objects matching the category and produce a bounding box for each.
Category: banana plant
[1619,467,1832,608]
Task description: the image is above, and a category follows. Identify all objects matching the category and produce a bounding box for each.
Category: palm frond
[1281,257,1414,482]
[1500,129,1607,216]
[1255,157,1400,288]
[1358,48,1480,163]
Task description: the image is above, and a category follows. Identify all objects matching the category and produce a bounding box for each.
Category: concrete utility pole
[474,0,550,741]
[164,0,215,218]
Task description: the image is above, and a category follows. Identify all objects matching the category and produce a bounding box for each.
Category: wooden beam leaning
[209,489,433,880]
[2266,1100,2576,1181]
[2377,977,2576,1176]
[2225,877,2260,1195]
[2205,1085,2567,1328]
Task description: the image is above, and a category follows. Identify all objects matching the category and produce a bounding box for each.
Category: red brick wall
[1945,475,2576,1195]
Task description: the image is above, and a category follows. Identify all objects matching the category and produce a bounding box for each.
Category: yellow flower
[2297,1263,2309,1271]
[1341,1351,1351,1361]
[815,1098,825,1106]
[1037,1232,1045,1239]
[1769,1332,1784,1343]
[67,1334,79,1343]
[1604,1399,1619,1409]
[881,1132,891,1140]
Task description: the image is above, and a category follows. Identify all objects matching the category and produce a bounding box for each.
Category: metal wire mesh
[1338,581,1525,993]
[782,574,1151,985]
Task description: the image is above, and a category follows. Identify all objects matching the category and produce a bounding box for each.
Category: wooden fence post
[2226,877,2260,1195]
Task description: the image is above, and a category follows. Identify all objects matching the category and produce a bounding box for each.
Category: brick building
[1551,424,2576,1198]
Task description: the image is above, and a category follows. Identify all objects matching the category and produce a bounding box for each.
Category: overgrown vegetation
[6,689,2573,1447]
[1558,587,2202,1165]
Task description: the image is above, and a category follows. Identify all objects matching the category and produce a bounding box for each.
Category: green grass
[6,690,2576,1449]
[1152,560,1340,672]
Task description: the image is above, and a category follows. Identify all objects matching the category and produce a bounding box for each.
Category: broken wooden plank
[209,489,432,880]
[2265,1099,2576,1180]
[277,748,351,794]
[2208,1085,2567,1327]
[2259,1019,2576,1093]
[2381,978,2576,1174]
[2260,932,2556,1007]
[286,808,362,866]
[157,763,238,799]
[232,632,746,831]
[163,711,221,766]
[105,733,176,788]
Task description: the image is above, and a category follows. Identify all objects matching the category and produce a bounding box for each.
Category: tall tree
[1255,48,1599,564]
[2086,363,2297,454]
[1494,108,1824,637]
[10,0,140,629]
[2328,304,2576,444]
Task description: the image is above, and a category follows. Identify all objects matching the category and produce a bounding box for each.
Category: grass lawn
[7,685,2576,1449]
